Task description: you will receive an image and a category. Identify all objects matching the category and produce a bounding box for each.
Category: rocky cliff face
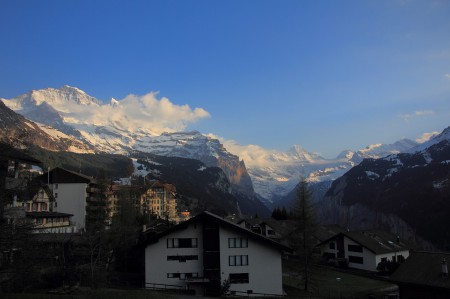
[2,87,256,199]
[0,100,93,153]
[320,132,450,250]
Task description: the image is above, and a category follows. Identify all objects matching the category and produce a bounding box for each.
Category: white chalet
[144,211,291,297]
[318,230,413,272]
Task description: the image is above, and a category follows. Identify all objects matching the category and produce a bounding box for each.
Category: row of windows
[229,255,248,266]
[167,238,198,248]
[329,242,364,253]
[166,272,249,284]
[228,237,248,248]
[35,217,69,225]
[167,255,198,262]
[27,202,49,212]
[167,272,198,279]
[348,255,364,264]
[229,273,249,284]
[348,244,363,253]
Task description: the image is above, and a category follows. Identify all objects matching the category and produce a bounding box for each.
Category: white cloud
[400,110,434,121]
[68,92,210,135]
[206,134,277,167]
[416,131,439,143]
[445,73,450,80]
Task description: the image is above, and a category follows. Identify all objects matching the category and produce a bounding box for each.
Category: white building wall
[344,237,377,271]
[219,227,283,296]
[145,222,204,289]
[52,183,87,230]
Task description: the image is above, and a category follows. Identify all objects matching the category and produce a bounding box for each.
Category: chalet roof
[145,211,292,252]
[5,178,54,203]
[148,180,176,193]
[318,229,414,255]
[0,143,42,165]
[391,251,450,289]
[313,224,347,243]
[235,217,297,238]
[44,167,95,184]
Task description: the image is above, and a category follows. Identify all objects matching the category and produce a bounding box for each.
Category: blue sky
[1,0,450,158]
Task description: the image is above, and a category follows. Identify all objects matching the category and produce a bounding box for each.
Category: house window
[167,238,198,248]
[167,255,198,262]
[167,272,198,279]
[32,203,38,211]
[348,244,363,253]
[228,237,248,248]
[229,273,249,284]
[349,256,364,264]
[36,218,43,224]
[42,203,47,211]
[329,242,335,250]
[229,255,248,266]
[54,193,58,198]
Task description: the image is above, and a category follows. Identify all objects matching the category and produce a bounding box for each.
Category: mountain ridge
[0,85,437,206]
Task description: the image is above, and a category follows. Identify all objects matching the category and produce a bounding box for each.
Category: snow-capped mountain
[0,85,424,206]
[321,129,450,250]
[0,100,93,153]
[1,86,253,197]
[237,139,419,205]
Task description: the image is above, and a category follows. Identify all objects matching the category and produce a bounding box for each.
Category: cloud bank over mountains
[102,92,211,135]
[2,86,211,136]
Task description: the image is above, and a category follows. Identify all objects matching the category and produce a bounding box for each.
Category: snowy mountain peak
[336,150,355,160]
[287,145,322,161]
[408,126,450,153]
[2,86,101,114]
[110,98,120,107]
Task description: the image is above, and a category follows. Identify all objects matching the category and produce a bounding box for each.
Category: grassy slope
[283,259,396,298]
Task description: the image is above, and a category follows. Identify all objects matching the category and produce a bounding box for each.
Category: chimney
[442,258,448,277]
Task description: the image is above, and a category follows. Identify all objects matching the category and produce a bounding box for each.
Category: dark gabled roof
[318,229,414,255]
[26,211,73,218]
[0,143,42,165]
[313,224,347,243]
[44,167,94,184]
[391,251,450,289]
[145,211,292,252]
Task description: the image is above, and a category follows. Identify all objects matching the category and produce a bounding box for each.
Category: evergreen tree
[291,178,317,292]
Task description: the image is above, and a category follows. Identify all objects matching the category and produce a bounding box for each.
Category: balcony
[86,186,101,193]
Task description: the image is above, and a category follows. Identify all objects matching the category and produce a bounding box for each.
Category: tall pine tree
[291,178,317,292]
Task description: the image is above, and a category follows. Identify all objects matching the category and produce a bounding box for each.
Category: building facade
[391,251,450,299]
[46,167,103,230]
[23,185,75,233]
[319,230,412,272]
[140,181,177,220]
[144,211,290,296]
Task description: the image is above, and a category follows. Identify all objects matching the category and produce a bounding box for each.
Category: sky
[1,0,450,158]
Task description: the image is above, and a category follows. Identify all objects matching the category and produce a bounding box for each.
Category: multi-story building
[0,143,43,221]
[105,183,143,225]
[140,181,177,221]
[45,167,104,230]
[318,229,412,272]
[144,211,290,296]
[23,183,75,233]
